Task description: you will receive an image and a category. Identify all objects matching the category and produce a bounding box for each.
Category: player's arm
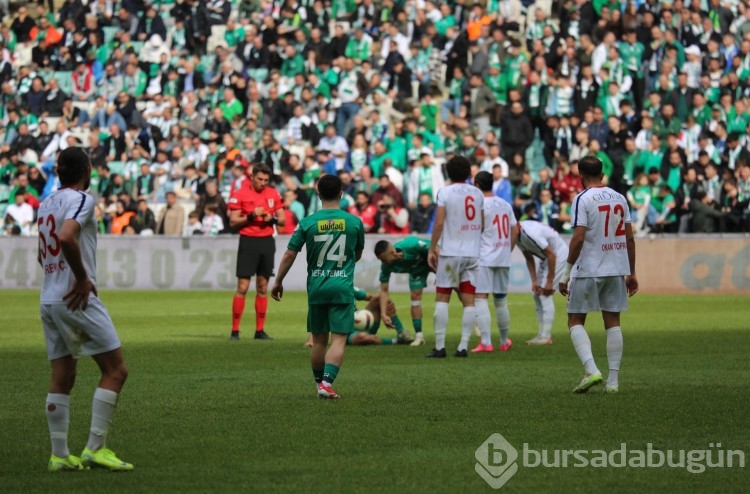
[427,205,445,270]
[510,223,519,251]
[266,195,286,227]
[542,246,556,296]
[379,281,393,327]
[229,208,252,229]
[271,249,299,301]
[560,226,586,296]
[59,219,98,311]
[522,250,538,290]
[624,222,639,297]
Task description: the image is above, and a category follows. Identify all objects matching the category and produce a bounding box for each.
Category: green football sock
[380,338,395,345]
[323,364,340,384]
[312,368,324,384]
[413,318,422,334]
[367,321,381,335]
[391,316,405,334]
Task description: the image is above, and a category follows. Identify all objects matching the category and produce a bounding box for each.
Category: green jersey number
[314,235,347,268]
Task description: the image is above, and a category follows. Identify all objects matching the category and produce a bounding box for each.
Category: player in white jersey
[559,156,638,394]
[37,148,133,472]
[516,219,569,345]
[470,171,518,353]
[426,155,484,358]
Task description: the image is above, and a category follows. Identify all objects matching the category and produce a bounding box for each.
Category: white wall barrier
[1,235,749,293]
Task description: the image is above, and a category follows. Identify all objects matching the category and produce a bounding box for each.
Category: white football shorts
[40,297,121,360]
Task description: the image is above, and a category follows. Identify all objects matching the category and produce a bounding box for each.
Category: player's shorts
[408,269,430,291]
[40,298,121,361]
[476,266,510,294]
[307,303,354,334]
[567,276,628,314]
[236,235,275,279]
[435,255,478,289]
[537,256,567,288]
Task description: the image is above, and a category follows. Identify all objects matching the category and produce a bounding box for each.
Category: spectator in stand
[409,192,436,234]
[348,190,378,233]
[375,192,409,234]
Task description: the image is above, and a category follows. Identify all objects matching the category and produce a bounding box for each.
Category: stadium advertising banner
[1,236,749,293]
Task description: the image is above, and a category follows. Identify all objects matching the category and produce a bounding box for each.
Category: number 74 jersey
[37,189,98,303]
[571,186,632,278]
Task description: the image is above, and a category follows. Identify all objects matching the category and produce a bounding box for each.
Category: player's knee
[108,363,129,386]
[52,371,76,393]
[494,293,507,300]
[410,290,423,301]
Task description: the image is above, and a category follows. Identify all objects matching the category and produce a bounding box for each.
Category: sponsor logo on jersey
[268,199,275,208]
[317,219,346,232]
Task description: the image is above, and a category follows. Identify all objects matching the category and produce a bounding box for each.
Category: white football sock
[606,326,623,386]
[457,307,477,351]
[494,296,510,345]
[540,295,555,340]
[46,393,70,458]
[433,302,449,350]
[475,298,492,346]
[533,294,543,337]
[569,325,598,375]
[86,388,119,451]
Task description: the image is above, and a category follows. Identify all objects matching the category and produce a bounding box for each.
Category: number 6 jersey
[38,189,97,304]
[571,186,631,278]
[436,183,484,258]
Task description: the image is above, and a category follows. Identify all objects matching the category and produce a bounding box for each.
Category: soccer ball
[353,310,375,332]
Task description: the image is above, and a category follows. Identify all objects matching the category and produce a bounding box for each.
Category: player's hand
[382,315,394,328]
[427,249,438,271]
[63,277,98,311]
[626,275,639,297]
[364,294,373,301]
[559,282,570,297]
[532,284,542,296]
[254,207,266,216]
[271,283,284,301]
[542,281,554,296]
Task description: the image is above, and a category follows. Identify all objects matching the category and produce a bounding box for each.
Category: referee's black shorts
[236,235,276,279]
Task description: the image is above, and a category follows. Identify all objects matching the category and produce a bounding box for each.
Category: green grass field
[1,290,748,493]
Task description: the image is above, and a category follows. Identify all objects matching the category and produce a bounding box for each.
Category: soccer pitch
[1,290,748,494]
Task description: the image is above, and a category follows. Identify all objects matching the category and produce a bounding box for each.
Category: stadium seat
[71,101,92,114]
[108,161,125,175]
[411,80,419,101]
[103,26,119,45]
[40,117,60,134]
[13,44,32,69]
[130,41,144,53]
[39,71,54,84]
[55,71,73,95]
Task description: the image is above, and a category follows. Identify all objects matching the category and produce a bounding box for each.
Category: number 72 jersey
[571,186,631,278]
[37,189,98,304]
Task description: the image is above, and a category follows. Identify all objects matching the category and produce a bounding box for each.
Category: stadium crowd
[2,0,750,238]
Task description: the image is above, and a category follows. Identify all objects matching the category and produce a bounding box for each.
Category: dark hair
[578,155,603,178]
[317,174,342,201]
[374,240,390,257]
[445,155,472,183]
[474,171,493,192]
[252,162,272,177]
[356,190,370,199]
[57,147,91,186]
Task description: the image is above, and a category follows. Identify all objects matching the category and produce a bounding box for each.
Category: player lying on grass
[374,237,432,346]
[304,288,414,347]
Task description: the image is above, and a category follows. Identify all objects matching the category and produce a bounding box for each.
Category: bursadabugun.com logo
[475,433,746,490]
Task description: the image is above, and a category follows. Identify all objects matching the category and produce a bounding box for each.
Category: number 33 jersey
[38,189,97,304]
[436,183,484,258]
[571,186,631,278]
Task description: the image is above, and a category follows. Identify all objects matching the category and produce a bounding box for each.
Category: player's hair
[474,171,493,192]
[445,155,472,183]
[317,174,342,201]
[56,147,91,186]
[374,240,390,257]
[252,162,272,177]
[578,156,603,178]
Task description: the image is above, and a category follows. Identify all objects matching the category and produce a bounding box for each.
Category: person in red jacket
[348,191,378,232]
[226,163,285,340]
[553,159,584,205]
[375,193,410,234]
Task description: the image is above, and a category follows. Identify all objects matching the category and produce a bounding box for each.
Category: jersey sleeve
[379,264,391,283]
[227,189,243,211]
[64,192,94,227]
[287,222,306,252]
[353,287,368,301]
[355,218,365,253]
[271,189,284,213]
[572,192,588,228]
[621,194,632,224]
[436,187,445,207]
